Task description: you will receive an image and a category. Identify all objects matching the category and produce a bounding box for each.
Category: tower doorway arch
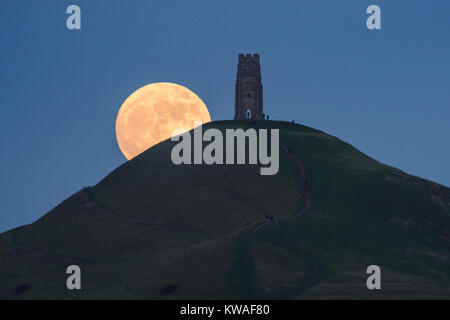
[246,109,252,119]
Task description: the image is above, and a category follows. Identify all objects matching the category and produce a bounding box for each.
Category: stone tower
[234,53,263,120]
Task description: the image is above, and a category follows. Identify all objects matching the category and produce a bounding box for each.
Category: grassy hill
[1,120,449,299]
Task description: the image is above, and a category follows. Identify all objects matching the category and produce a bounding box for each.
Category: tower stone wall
[234,54,263,120]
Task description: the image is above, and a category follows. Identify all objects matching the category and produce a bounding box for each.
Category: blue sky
[0,0,449,232]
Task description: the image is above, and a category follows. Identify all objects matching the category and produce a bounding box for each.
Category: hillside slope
[1,120,449,299]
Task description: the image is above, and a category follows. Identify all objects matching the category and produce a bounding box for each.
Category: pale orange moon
[115,82,211,160]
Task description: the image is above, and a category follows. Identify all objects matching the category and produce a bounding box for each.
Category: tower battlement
[234,53,263,120]
[238,53,260,62]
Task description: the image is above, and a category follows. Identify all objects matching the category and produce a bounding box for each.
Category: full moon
[115,82,211,160]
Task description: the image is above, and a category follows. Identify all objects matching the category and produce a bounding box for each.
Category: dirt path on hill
[231,123,321,298]
[246,123,313,235]
[286,146,312,218]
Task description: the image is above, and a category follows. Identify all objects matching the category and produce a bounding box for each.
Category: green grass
[0,120,449,299]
